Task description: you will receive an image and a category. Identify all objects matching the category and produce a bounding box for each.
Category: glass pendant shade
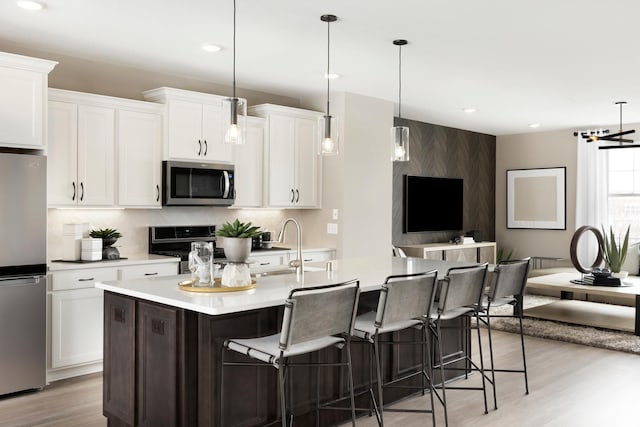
[222,96,246,145]
[319,114,339,155]
[390,125,409,161]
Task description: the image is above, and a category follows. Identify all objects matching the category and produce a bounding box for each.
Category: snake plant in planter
[601,225,630,274]
[216,220,262,263]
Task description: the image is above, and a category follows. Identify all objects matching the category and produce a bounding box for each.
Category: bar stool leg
[423,326,436,427]
[278,358,287,427]
[474,312,489,414]
[485,310,498,409]
[519,313,530,394]
[346,343,357,426]
[436,320,449,427]
[373,334,384,426]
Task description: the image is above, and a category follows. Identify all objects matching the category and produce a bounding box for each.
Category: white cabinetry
[232,116,265,207]
[117,108,163,207]
[249,104,322,208]
[48,90,116,207]
[49,267,116,372]
[48,89,164,208]
[143,87,235,163]
[0,52,56,149]
[47,258,179,381]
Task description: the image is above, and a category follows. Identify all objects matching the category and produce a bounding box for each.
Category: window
[607,149,640,243]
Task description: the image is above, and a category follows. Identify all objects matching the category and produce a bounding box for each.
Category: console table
[400,241,496,264]
[525,272,640,335]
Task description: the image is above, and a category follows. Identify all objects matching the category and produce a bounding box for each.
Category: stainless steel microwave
[162,161,235,206]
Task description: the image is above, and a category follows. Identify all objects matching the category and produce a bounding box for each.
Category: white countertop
[48,253,180,272]
[95,256,470,316]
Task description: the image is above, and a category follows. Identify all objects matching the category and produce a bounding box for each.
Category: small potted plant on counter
[215,219,262,263]
[601,225,630,278]
[89,228,122,260]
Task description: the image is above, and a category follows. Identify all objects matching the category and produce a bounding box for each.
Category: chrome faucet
[277,218,303,278]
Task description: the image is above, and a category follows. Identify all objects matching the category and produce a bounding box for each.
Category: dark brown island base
[97,257,473,427]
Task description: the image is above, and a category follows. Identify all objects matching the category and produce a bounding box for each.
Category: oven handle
[222,170,230,198]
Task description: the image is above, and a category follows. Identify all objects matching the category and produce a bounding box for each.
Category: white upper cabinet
[249,104,322,208]
[117,108,163,207]
[0,52,56,149]
[48,90,115,207]
[232,116,265,208]
[48,89,163,208]
[143,87,235,163]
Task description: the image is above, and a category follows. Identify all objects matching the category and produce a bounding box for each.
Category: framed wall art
[506,167,566,230]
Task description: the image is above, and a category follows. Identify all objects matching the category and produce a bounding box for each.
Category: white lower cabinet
[47,259,179,381]
[50,287,104,369]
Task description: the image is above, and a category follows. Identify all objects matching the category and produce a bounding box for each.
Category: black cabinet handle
[198,140,202,156]
[78,277,95,282]
[259,262,270,266]
[290,189,295,203]
[156,185,160,202]
[144,272,158,276]
[72,182,76,201]
[80,182,84,201]
[295,189,299,203]
[204,140,208,156]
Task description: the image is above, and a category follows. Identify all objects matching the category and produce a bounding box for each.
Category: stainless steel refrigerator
[0,152,47,395]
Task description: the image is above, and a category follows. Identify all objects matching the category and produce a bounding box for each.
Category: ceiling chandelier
[319,14,339,155]
[222,0,246,145]
[579,101,636,150]
[391,39,409,162]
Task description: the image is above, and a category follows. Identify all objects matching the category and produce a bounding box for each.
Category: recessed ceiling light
[324,72,341,79]
[16,0,43,10]
[201,43,221,53]
[528,123,541,128]
[463,108,477,114]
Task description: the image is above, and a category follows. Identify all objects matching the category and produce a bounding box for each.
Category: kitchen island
[96,256,472,427]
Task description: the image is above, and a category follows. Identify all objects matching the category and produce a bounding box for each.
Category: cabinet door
[294,117,319,207]
[167,99,203,160]
[202,103,232,162]
[48,101,78,206]
[118,110,162,207]
[232,118,264,207]
[444,247,478,263]
[77,105,115,206]
[50,287,104,368]
[267,114,296,207]
[0,67,44,148]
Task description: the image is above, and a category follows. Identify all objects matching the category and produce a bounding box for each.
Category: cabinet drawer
[248,255,283,267]
[300,250,334,263]
[50,268,118,291]
[119,263,178,280]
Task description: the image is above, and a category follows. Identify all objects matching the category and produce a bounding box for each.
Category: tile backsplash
[47,207,288,261]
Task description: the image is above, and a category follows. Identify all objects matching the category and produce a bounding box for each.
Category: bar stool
[477,257,531,409]
[351,270,439,426]
[220,279,360,427]
[429,264,492,427]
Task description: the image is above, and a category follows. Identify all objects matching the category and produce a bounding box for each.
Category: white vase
[222,237,252,263]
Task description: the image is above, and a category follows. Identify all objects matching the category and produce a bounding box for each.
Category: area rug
[484,295,640,355]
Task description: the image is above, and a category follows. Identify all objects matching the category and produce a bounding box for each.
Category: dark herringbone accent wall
[392,118,496,245]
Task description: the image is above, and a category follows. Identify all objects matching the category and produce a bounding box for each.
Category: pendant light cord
[232,0,237,99]
[326,18,331,116]
[398,43,402,119]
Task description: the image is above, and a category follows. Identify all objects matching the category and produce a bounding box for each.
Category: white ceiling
[2,0,640,136]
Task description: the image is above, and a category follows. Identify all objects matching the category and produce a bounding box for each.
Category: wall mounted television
[403,175,463,232]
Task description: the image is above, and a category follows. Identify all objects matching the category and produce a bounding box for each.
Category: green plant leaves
[215,219,262,238]
[89,227,122,239]
[600,225,630,273]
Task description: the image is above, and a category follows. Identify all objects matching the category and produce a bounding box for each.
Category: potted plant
[89,228,122,247]
[215,219,262,263]
[601,225,630,276]
[89,228,123,260]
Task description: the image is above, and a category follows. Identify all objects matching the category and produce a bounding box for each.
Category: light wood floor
[1,329,638,427]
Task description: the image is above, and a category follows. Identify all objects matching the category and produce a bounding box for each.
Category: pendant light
[222,0,246,144]
[391,39,409,162]
[319,14,339,155]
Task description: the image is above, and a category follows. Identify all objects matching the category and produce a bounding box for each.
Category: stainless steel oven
[162,161,235,206]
